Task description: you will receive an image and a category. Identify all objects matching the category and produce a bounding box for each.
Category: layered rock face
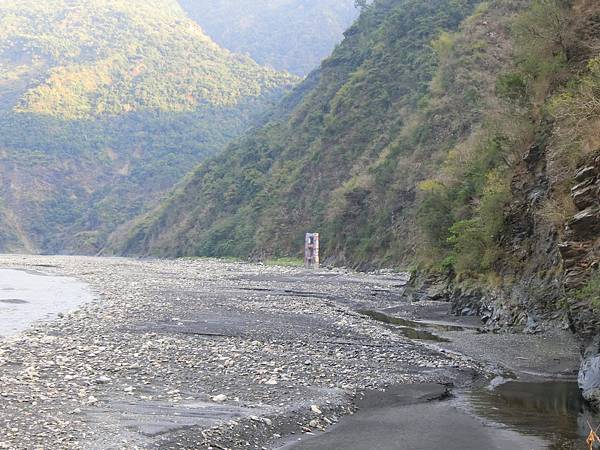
[561,154,600,338]
[560,153,600,407]
[560,157,600,294]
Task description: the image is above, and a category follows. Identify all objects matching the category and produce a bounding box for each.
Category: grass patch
[179,256,245,263]
[265,257,304,267]
[574,269,600,312]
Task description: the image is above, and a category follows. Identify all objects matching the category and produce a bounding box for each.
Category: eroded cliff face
[561,154,600,335]
[490,138,566,331]
[559,153,600,406]
[436,153,600,322]
[412,140,567,333]
[408,0,600,347]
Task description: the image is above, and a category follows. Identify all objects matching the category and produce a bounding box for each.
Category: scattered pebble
[0,255,476,449]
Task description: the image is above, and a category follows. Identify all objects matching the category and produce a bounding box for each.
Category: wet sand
[279,384,546,450]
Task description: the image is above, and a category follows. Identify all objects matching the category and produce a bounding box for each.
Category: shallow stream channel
[375,309,600,450]
[284,308,599,450]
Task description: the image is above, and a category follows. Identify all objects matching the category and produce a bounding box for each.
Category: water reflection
[467,381,600,449]
[358,309,463,342]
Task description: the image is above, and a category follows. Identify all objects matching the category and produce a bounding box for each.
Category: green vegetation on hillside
[117,0,487,260]
[119,0,600,300]
[113,0,600,348]
[0,0,296,253]
[417,0,600,278]
[176,0,359,75]
[1,0,294,117]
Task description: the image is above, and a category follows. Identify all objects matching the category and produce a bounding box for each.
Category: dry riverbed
[0,255,482,449]
[0,255,587,450]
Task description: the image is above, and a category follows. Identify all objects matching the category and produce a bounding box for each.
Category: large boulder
[579,337,600,409]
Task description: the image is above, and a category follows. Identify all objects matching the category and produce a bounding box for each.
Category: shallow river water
[463,380,600,449]
[0,268,92,337]
[344,309,600,449]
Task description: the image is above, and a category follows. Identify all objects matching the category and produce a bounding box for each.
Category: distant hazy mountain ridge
[177,0,359,75]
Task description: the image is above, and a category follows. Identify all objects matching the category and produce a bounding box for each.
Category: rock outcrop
[556,153,600,407]
[580,337,600,408]
[560,155,600,336]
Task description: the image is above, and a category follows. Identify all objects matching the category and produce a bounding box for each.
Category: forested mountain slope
[176,0,359,75]
[120,0,600,401]
[0,0,296,254]
[117,0,495,259]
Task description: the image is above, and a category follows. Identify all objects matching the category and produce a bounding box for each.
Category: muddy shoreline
[276,384,548,450]
[0,255,584,449]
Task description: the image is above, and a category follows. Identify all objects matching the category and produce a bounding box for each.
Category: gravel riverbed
[0,255,481,449]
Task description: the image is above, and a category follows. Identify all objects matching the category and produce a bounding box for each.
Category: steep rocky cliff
[561,153,600,406]
[561,158,600,294]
